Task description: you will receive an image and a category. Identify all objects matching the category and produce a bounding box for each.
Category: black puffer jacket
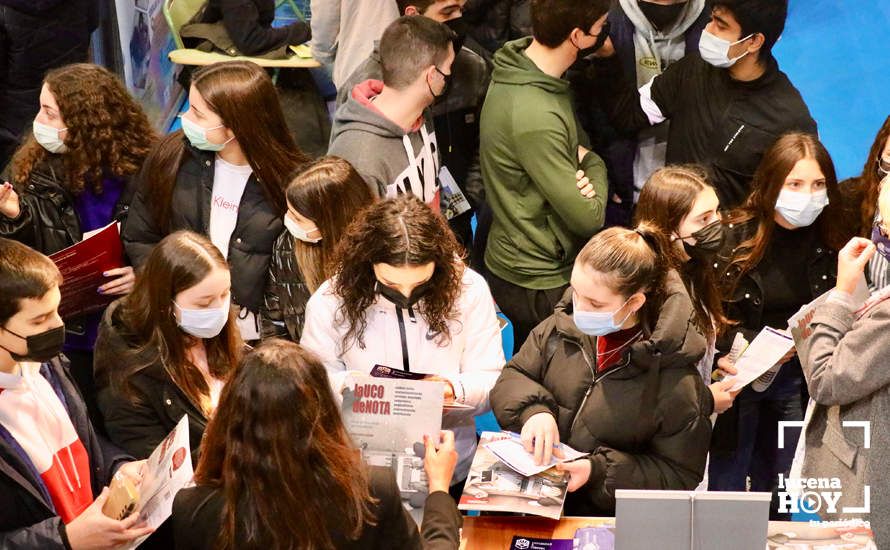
[260,230,311,342]
[93,301,208,464]
[490,271,714,515]
[0,157,134,255]
[122,141,282,313]
[0,356,131,550]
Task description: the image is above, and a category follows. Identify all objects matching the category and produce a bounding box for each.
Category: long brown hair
[635,165,730,338]
[724,132,847,288]
[96,231,242,413]
[140,61,309,231]
[575,223,672,334]
[856,115,890,236]
[11,63,157,195]
[195,339,376,550]
[332,195,464,350]
[287,156,375,292]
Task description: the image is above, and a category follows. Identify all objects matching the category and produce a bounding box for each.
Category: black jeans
[484,270,567,354]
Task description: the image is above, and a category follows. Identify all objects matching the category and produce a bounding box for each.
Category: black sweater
[600,52,817,208]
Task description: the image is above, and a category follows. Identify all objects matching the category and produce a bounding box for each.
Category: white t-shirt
[208,156,259,341]
[208,156,252,260]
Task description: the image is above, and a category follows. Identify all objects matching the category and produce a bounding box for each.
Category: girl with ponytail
[490,224,714,516]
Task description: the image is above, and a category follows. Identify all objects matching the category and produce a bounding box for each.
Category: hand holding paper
[486,431,587,477]
[725,327,794,393]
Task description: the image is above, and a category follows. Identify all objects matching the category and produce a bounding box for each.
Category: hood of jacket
[329,79,414,144]
[490,37,570,94]
[619,0,706,41]
[551,269,706,373]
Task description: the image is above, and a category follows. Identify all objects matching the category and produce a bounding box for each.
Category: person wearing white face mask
[597,0,816,209]
[707,133,855,517]
[490,223,714,516]
[0,63,157,432]
[94,231,243,469]
[261,157,376,342]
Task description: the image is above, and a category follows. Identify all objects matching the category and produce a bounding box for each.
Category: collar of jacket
[551,269,705,376]
[719,52,780,90]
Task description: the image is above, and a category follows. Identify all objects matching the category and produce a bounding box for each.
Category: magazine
[458,431,570,520]
[766,520,876,549]
[48,222,125,319]
[341,374,443,499]
[124,415,193,549]
[369,365,473,410]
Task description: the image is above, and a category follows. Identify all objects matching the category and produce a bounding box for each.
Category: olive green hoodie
[481,37,607,290]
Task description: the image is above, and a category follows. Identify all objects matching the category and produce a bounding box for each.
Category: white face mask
[283,214,321,243]
[775,188,829,228]
[33,119,68,154]
[174,296,231,339]
[698,29,753,68]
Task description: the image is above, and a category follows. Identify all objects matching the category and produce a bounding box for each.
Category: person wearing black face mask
[635,166,738,420]
[301,196,505,496]
[0,237,153,550]
[336,1,492,262]
[567,0,708,226]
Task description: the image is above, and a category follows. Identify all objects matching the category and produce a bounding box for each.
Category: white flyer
[726,327,795,393]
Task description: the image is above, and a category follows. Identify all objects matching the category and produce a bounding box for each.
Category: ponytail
[576,223,670,332]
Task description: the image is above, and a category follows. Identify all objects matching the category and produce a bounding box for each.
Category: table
[459,517,876,549]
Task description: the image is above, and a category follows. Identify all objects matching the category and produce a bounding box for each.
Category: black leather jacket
[0,158,134,255]
[260,230,311,342]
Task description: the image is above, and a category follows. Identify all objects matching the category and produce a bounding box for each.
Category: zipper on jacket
[395,307,411,372]
[568,340,629,435]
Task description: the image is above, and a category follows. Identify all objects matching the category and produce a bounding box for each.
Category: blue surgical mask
[174,296,231,339]
[775,189,829,228]
[33,119,68,154]
[572,295,633,337]
[180,115,232,152]
[698,29,753,68]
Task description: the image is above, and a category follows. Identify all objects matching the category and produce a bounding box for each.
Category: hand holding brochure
[459,432,571,519]
[122,415,193,549]
[48,222,125,319]
[485,432,587,477]
[726,327,794,392]
[369,365,473,410]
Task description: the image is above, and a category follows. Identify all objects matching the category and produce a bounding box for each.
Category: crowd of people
[0,0,889,548]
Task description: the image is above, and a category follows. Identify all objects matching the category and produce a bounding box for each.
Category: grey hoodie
[328,79,441,209]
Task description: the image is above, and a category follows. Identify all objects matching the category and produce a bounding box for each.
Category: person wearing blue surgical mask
[708,133,854,518]
[123,61,310,344]
[490,224,714,516]
[94,231,244,472]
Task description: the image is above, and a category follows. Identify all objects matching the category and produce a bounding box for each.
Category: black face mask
[574,21,611,65]
[680,220,725,260]
[427,66,452,102]
[638,0,687,31]
[444,17,468,55]
[1,324,65,363]
[376,279,434,309]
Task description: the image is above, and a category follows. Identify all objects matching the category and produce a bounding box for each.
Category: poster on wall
[113,0,184,131]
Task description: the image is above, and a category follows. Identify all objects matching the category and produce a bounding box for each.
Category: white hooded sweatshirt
[301,266,505,482]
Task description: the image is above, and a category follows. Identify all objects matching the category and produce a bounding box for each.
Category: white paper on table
[484,432,587,477]
[726,327,795,392]
[123,415,194,549]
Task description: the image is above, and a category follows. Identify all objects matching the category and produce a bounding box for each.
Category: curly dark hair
[11,63,157,195]
[332,195,465,350]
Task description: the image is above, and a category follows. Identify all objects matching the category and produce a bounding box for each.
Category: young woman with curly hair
[301,195,505,490]
[123,60,310,343]
[0,63,157,422]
